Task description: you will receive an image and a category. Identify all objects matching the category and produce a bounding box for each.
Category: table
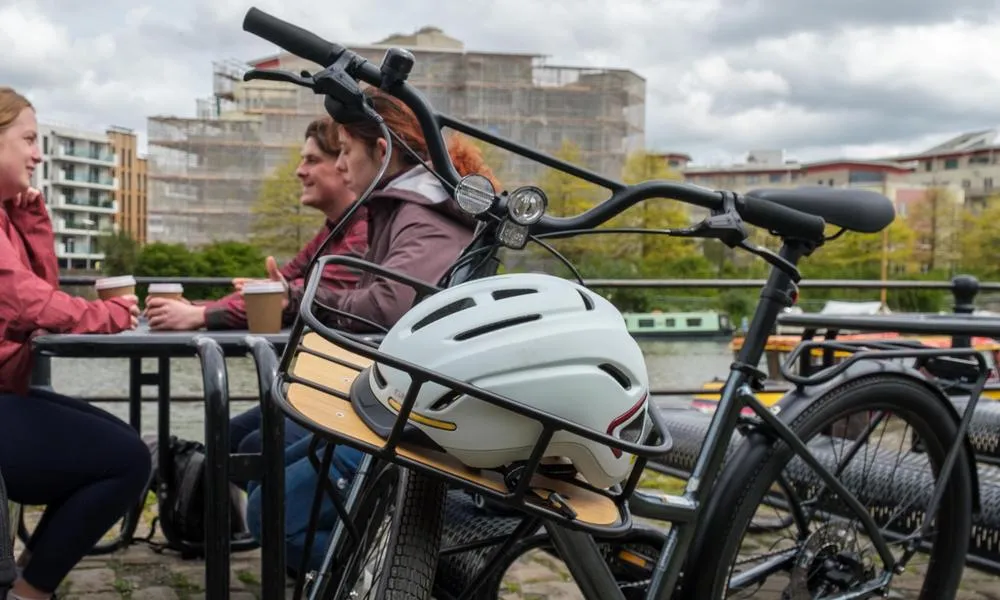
[32,323,291,600]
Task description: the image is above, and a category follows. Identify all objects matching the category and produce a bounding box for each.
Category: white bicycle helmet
[351,272,652,490]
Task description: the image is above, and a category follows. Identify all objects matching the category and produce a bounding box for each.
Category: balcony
[55,146,116,165]
[55,193,116,212]
[57,218,114,235]
[56,171,116,190]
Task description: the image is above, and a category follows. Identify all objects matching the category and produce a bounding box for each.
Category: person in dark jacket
[144,117,369,332]
[0,87,150,600]
[244,88,501,575]
[146,117,372,464]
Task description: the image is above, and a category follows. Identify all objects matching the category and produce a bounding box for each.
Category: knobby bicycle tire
[328,465,446,600]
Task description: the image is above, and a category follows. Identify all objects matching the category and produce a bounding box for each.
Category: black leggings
[0,388,152,593]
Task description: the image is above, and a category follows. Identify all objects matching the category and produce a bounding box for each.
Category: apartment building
[146,26,646,246]
[891,129,1000,208]
[32,124,119,270]
[107,126,149,245]
[678,127,1000,207]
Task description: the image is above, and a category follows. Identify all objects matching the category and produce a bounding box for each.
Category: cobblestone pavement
[13,494,1000,599]
[25,533,1000,599]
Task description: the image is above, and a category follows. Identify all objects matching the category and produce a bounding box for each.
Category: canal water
[49,339,736,441]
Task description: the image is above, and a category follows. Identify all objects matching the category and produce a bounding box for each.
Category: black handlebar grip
[243,7,345,67]
[740,195,826,242]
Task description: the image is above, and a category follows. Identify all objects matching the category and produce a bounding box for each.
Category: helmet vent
[454,314,541,341]
[412,297,476,332]
[429,391,461,412]
[598,363,632,390]
[372,364,387,389]
[577,289,595,310]
[492,288,537,301]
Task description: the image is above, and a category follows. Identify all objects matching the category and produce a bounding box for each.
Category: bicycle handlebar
[241,7,828,242]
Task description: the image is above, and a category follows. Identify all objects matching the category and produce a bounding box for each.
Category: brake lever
[243,68,315,89]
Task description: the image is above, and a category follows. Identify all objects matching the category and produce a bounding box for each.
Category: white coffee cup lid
[148,283,184,294]
[95,275,136,289]
[243,281,286,294]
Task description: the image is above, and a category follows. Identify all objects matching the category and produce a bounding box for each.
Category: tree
[533,140,603,264]
[97,230,140,276]
[907,187,962,272]
[620,151,702,270]
[250,147,324,260]
[957,196,1000,281]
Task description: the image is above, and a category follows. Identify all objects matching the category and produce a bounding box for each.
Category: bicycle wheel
[327,464,446,600]
[683,373,973,599]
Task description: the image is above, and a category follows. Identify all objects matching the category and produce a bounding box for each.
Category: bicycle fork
[306,453,376,600]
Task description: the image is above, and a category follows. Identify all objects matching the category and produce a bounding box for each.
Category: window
[43,162,48,179]
[769,173,784,183]
[637,318,654,328]
[664,318,675,327]
[970,155,991,165]
[924,161,933,171]
[686,318,702,327]
[986,178,994,191]
[745,175,760,184]
[848,170,885,184]
[944,158,959,170]
[962,180,971,188]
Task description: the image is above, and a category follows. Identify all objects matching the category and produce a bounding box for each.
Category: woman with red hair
[261,88,500,332]
[246,88,501,577]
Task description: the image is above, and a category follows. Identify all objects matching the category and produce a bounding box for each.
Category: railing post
[29,353,53,390]
[951,274,979,348]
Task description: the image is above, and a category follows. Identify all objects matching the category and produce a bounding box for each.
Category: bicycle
[240,7,980,599]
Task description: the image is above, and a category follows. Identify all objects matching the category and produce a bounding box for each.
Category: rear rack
[271,255,673,534]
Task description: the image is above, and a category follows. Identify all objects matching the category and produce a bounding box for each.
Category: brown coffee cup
[95,275,136,300]
[146,283,185,302]
[243,281,285,334]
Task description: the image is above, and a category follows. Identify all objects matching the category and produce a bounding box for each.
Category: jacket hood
[369,166,476,229]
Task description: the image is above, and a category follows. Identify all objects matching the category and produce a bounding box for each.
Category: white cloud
[0,0,998,166]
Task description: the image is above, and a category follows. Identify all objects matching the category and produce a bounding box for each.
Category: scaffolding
[147,32,646,246]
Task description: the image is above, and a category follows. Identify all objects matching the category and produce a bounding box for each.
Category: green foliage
[250,147,325,260]
[97,230,140,276]
[133,240,267,301]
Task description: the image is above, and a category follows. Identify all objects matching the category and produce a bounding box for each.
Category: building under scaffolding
[147,27,646,246]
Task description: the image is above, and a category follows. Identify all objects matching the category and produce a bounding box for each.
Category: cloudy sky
[2,0,999,166]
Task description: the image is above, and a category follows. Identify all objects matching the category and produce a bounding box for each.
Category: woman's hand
[6,187,42,210]
[110,294,141,329]
[146,297,206,330]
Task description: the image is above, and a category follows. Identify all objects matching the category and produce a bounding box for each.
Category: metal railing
[36,273,995,401]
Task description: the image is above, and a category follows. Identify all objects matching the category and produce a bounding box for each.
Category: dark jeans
[0,389,152,593]
[229,405,312,456]
[230,405,364,574]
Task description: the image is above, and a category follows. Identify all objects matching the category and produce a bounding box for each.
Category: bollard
[951,274,979,348]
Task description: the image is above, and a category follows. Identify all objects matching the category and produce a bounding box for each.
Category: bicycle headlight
[507,186,547,226]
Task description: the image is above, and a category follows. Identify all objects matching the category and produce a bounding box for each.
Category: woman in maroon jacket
[0,88,151,599]
[262,89,501,331]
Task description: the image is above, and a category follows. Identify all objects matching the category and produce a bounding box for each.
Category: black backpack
[0,468,17,595]
[142,435,249,559]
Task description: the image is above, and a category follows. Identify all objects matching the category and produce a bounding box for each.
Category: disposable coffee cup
[243,281,285,334]
[95,275,136,300]
[146,283,185,302]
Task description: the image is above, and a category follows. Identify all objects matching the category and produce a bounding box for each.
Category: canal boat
[622,310,734,340]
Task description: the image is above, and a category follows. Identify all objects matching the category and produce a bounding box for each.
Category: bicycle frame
[524,238,979,600]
